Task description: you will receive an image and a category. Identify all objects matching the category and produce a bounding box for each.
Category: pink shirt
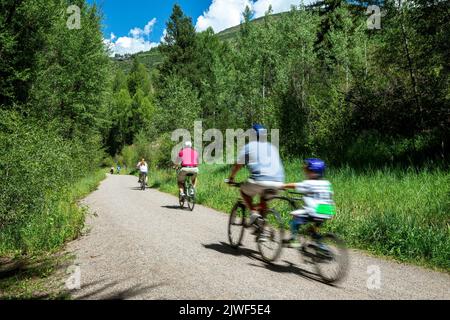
[179,148,199,167]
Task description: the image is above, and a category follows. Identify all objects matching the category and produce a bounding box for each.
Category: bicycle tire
[257,209,285,263]
[311,233,349,284]
[187,184,195,211]
[228,202,246,248]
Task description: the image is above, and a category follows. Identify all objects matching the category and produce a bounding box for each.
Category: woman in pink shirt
[175,141,199,198]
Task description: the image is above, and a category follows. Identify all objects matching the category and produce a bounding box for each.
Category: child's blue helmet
[305,158,326,176]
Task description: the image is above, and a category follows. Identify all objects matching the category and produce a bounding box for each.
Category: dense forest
[0,0,110,255]
[0,0,448,259]
[109,0,449,169]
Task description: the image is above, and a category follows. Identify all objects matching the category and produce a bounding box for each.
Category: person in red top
[175,141,199,198]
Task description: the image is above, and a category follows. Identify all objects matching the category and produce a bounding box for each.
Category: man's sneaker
[248,211,262,226]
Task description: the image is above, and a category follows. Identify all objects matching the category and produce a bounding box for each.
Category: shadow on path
[202,242,266,264]
[73,279,166,300]
[203,242,338,287]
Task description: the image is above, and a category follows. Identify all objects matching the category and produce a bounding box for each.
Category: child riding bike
[282,158,336,248]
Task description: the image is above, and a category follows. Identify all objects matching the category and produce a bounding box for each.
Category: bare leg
[258,199,268,218]
[178,181,184,195]
[240,191,255,212]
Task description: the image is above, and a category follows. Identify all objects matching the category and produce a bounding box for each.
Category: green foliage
[0,112,105,256]
[0,0,111,257]
[120,2,448,167]
[106,62,156,155]
[155,75,201,133]
[158,4,199,85]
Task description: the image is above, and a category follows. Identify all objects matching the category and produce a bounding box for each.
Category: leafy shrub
[0,112,104,256]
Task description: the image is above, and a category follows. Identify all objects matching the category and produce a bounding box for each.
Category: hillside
[112,12,285,73]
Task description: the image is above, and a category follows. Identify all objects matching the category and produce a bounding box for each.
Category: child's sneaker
[282,239,301,248]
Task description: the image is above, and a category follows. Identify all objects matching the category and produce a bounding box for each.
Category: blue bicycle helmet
[252,124,267,140]
[305,158,326,176]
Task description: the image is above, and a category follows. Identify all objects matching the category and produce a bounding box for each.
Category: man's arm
[283,182,308,193]
[173,150,183,168]
[229,144,249,181]
[283,183,297,190]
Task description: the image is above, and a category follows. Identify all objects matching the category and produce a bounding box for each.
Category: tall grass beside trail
[149,162,450,271]
[0,170,106,258]
[0,112,107,258]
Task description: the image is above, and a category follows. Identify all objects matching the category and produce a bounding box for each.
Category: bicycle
[139,172,147,191]
[276,191,349,284]
[179,173,196,211]
[225,180,285,263]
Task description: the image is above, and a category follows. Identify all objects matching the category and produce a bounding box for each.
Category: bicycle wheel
[257,209,285,263]
[228,202,247,248]
[310,233,349,284]
[179,188,185,208]
[187,183,195,211]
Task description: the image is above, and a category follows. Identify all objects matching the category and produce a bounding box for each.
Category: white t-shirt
[294,180,335,217]
[237,141,285,182]
[137,162,148,173]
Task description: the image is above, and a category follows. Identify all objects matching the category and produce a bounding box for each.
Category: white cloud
[253,0,303,18]
[143,18,157,35]
[129,18,157,39]
[195,0,316,33]
[196,0,252,33]
[160,28,168,44]
[106,18,159,56]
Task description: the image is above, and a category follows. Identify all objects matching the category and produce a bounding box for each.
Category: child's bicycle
[277,191,349,284]
[179,172,196,211]
[225,180,285,263]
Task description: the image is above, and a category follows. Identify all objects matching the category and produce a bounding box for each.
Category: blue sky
[90,0,210,44]
[90,0,315,55]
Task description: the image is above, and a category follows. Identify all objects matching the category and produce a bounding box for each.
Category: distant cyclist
[175,141,199,199]
[227,124,285,228]
[136,158,148,185]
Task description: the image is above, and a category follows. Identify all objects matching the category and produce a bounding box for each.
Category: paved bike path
[67,175,450,300]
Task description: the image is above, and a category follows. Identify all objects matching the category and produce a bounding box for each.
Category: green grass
[149,162,450,271]
[0,169,106,258]
[0,169,106,299]
[0,253,74,300]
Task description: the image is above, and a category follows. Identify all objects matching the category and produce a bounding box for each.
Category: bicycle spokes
[257,209,284,263]
[310,234,349,284]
